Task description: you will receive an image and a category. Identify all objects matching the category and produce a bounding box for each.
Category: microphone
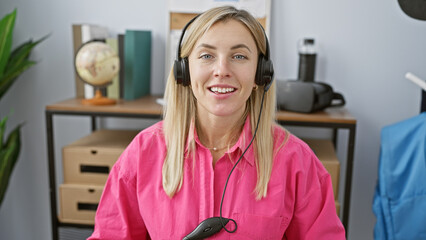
[183,89,267,239]
[183,217,231,240]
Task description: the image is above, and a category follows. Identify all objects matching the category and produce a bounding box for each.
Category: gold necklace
[196,124,229,152]
[205,145,228,152]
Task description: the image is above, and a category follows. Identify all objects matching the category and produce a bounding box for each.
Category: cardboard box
[303,139,340,200]
[59,183,103,225]
[63,129,139,185]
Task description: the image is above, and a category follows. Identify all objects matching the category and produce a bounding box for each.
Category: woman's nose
[213,57,231,78]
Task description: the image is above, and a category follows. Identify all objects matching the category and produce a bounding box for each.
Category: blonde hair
[163,6,278,200]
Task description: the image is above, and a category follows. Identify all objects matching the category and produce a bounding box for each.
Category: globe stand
[81,89,116,105]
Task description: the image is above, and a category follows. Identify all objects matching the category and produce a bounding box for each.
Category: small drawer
[62,129,139,184]
[59,184,104,225]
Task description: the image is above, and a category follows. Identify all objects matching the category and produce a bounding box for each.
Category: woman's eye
[233,55,247,60]
[200,54,213,60]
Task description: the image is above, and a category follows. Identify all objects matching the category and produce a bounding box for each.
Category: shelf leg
[91,116,97,131]
[343,124,356,237]
[46,111,59,240]
[332,128,338,148]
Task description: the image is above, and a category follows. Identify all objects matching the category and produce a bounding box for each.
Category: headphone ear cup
[174,58,191,86]
[174,59,183,85]
[263,59,274,91]
[255,55,274,91]
[182,58,190,86]
[255,55,265,86]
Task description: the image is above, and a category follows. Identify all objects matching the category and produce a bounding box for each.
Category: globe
[75,41,119,105]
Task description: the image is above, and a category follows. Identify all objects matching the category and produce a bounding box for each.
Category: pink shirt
[89,119,345,239]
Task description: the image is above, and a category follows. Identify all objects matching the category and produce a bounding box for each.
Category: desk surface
[46,96,356,125]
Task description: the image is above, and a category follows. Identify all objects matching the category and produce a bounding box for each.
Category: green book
[106,37,120,99]
[118,34,125,99]
[124,30,152,100]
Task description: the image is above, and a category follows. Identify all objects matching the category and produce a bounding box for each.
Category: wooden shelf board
[46,95,163,116]
[46,95,355,125]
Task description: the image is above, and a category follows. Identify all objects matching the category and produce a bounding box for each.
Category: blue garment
[373,112,426,240]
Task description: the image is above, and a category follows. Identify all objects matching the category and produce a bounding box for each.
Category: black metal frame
[46,110,356,240]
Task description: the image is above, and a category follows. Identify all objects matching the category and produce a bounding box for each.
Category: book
[105,37,119,99]
[123,30,152,100]
[72,24,109,99]
[118,34,125,99]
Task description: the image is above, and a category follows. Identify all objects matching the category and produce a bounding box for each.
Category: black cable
[219,89,267,233]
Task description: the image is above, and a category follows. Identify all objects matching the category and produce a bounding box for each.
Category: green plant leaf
[0,34,48,101]
[0,9,16,76]
[4,39,34,71]
[0,9,46,208]
[4,124,21,162]
[0,60,36,100]
[5,35,48,72]
[0,124,21,206]
[0,116,7,150]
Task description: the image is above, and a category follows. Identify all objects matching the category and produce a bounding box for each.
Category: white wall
[0,0,425,239]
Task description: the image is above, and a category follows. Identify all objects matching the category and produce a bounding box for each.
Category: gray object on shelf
[276,80,345,113]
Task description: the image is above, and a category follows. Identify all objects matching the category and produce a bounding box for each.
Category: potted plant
[0,9,47,207]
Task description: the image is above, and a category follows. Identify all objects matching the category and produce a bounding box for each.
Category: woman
[89,6,345,239]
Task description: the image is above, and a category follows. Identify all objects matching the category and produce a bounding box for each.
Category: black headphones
[173,15,274,91]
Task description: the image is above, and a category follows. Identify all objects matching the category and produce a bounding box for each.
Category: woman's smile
[209,86,236,94]
[207,84,238,101]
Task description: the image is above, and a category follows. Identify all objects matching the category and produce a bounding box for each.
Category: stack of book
[72,24,152,101]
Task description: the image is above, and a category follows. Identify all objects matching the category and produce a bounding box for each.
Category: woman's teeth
[210,87,235,93]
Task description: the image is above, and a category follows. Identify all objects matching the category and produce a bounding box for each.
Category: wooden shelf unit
[45,95,356,240]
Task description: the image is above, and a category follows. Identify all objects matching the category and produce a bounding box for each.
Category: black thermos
[298,38,317,82]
